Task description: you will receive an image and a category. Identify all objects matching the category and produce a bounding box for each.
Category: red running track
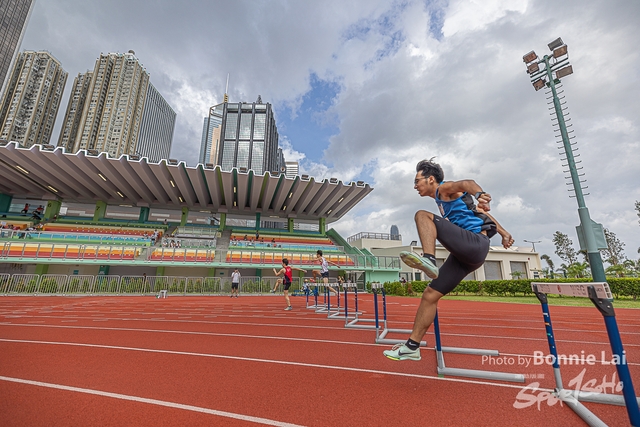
[0,295,638,426]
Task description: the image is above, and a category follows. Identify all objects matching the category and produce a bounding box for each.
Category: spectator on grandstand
[243,235,248,241]
[311,250,340,295]
[271,238,276,245]
[255,230,259,240]
[34,205,44,215]
[21,203,29,214]
[271,258,307,310]
[230,268,241,298]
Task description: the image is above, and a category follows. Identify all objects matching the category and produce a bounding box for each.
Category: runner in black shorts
[384,158,514,361]
[273,258,307,311]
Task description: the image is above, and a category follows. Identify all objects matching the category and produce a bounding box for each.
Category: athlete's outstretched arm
[478,209,514,249]
[273,267,284,276]
[291,266,307,273]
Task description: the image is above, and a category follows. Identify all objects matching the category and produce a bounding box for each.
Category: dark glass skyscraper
[214,97,280,175]
[0,0,35,98]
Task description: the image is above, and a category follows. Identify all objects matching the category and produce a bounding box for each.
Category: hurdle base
[345,318,375,329]
[441,346,499,356]
[560,393,608,427]
[569,390,640,407]
[376,329,427,347]
[437,366,525,383]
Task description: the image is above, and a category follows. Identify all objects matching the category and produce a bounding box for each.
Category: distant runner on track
[272,258,307,311]
[311,250,340,295]
[384,158,514,361]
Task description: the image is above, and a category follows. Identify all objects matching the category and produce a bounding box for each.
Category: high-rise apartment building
[59,51,175,161]
[0,0,34,98]
[203,96,280,175]
[136,83,176,162]
[199,103,223,165]
[0,50,67,147]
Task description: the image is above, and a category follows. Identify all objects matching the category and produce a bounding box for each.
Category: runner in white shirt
[311,250,339,295]
[230,268,241,298]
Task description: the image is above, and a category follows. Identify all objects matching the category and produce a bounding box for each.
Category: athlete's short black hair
[316,250,323,256]
[416,158,444,183]
[282,258,289,265]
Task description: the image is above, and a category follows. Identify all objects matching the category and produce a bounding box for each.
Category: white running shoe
[383,343,421,361]
[399,251,439,279]
[284,306,292,311]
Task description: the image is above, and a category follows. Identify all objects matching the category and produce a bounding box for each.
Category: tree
[636,200,640,225]
[600,228,626,266]
[553,231,577,265]
[566,262,590,279]
[541,254,555,279]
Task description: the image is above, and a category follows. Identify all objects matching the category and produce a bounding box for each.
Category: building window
[221,140,236,170]
[484,261,503,280]
[253,113,266,139]
[225,113,238,139]
[509,261,528,279]
[238,113,252,139]
[237,141,250,169]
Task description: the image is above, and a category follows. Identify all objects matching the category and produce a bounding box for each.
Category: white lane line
[0,322,378,347]
[0,338,547,393]
[0,375,304,427]
[0,321,630,349]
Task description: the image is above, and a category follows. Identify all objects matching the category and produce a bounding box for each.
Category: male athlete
[384,158,514,361]
[311,250,340,295]
[273,258,307,310]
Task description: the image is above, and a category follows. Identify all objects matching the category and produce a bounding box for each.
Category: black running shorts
[231,282,239,289]
[429,216,490,295]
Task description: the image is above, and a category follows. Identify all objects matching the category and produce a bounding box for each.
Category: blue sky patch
[275,74,341,164]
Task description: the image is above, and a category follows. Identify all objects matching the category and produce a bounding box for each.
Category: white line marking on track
[0,322,377,347]
[0,338,552,393]
[0,375,304,427]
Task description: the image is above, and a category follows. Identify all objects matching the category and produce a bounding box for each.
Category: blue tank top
[435,186,497,237]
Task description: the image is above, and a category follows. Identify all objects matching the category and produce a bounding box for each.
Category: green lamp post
[523,38,607,282]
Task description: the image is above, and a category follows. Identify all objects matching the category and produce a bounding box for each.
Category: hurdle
[532,282,640,427]
[305,282,321,309]
[433,310,525,383]
[341,282,363,324]
[156,289,167,299]
[371,282,426,346]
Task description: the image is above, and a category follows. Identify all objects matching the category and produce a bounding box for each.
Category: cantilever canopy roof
[0,142,373,223]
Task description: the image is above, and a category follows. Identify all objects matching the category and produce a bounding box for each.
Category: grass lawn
[440,294,640,309]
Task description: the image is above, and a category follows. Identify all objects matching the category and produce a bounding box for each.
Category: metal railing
[347,232,402,242]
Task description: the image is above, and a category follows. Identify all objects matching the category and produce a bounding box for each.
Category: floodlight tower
[523,38,606,282]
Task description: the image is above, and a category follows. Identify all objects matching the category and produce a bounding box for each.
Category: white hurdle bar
[371,282,426,347]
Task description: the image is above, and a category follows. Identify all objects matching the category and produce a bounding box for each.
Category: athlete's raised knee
[415,210,434,222]
[421,286,443,303]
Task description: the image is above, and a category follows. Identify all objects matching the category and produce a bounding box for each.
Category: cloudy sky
[21,0,640,268]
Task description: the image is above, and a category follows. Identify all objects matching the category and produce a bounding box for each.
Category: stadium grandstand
[0,141,400,295]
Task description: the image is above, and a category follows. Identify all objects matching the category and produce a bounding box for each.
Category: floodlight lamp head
[533,79,546,91]
[527,62,540,74]
[555,65,574,79]
[548,37,564,51]
[553,45,568,58]
[523,51,538,64]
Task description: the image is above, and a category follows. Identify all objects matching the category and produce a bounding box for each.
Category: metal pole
[542,55,606,282]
